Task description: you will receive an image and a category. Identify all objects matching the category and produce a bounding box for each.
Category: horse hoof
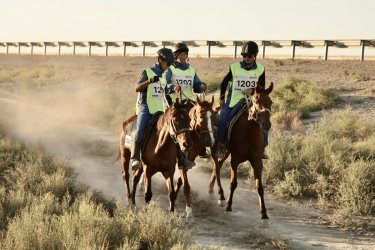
[261,214,269,219]
[217,200,225,206]
[225,207,232,212]
[208,189,214,195]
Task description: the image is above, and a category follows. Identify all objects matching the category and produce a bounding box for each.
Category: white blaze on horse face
[206,111,215,146]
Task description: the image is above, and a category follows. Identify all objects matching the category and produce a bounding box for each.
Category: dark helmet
[157,48,174,65]
[174,42,189,56]
[241,41,259,57]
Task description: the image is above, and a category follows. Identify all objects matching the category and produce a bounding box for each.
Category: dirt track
[0,55,374,249]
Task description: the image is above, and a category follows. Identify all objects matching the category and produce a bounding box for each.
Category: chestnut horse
[174,96,217,206]
[119,101,192,212]
[209,82,273,219]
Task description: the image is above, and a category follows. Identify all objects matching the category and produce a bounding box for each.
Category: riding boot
[198,147,210,158]
[176,144,195,169]
[216,142,226,160]
[130,142,142,170]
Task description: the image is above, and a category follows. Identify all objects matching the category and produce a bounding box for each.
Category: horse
[119,100,193,213]
[174,96,218,207]
[208,82,273,219]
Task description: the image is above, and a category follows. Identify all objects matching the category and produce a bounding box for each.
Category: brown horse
[174,95,218,217]
[209,82,273,219]
[119,100,192,212]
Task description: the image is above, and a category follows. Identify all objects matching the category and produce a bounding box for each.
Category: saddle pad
[123,112,163,151]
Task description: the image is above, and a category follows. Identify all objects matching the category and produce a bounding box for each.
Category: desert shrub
[0,125,192,249]
[272,77,337,119]
[264,110,375,216]
[352,72,371,81]
[336,160,375,215]
[200,72,224,93]
[272,59,285,66]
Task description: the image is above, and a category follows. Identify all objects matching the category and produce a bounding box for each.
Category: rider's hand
[220,99,225,107]
[174,84,181,93]
[200,82,207,92]
[149,75,160,83]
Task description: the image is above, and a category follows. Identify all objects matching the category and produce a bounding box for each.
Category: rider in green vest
[216,41,269,160]
[161,42,210,160]
[130,48,175,170]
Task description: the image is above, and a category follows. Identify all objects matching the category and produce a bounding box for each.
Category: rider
[162,42,210,160]
[130,48,175,170]
[216,41,269,160]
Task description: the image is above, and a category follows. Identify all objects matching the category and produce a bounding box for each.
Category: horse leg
[212,157,226,205]
[120,147,131,202]
[178,169,193,218]
[174,176,183,195]
[130,167,143,206]
[165,175,177,213]
[208,172,216,194]
[143,167,152,203]
[225,159,239,212]
[251,159,269,219]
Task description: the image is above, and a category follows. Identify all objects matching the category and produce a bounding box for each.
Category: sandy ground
[0,55,374,249]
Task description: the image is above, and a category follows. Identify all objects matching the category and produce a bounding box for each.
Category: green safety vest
[228,62,264,108]
[168,65,196,102]
[135,68,166,115]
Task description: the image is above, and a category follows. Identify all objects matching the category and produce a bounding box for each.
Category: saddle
[226,101,248,143]
[124,112,163,152]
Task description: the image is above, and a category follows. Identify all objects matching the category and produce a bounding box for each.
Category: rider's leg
[176,144,195,169]
[131,105,151,170]
[216,102,232,159]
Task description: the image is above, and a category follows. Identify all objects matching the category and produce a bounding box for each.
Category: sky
[1,0,374,42]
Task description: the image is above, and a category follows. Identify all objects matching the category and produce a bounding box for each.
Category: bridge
[0,39,374,61]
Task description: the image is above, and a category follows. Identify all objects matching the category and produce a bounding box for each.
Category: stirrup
[198,149,210,159]
[178,159,196,170]
[216,143,226,160]
[130,159,142,171]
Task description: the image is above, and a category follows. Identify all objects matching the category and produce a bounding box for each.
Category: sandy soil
[0,55,374,249]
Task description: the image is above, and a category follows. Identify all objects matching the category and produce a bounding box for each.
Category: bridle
[249,98,271,124]
[168,108,190,140]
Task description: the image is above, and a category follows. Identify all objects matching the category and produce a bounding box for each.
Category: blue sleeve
[193,73,202,93]
[165,68,176,94]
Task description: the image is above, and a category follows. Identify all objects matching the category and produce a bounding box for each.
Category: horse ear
[266,82,274,94]
[197,95,203,105]
[209,95,214,107]
[256,83,262,93]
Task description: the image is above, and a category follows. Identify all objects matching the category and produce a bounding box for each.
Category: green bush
[264,110,375,217]
[0,124,193,249]
[272,77,338,119]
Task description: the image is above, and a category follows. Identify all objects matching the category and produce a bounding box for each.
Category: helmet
[174,42,189,56]
[157,48,174,65]
[241,41,259,57]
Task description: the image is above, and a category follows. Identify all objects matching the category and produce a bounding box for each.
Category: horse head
[168,100,193,153]
[247,82,273,131]
[189,95,217,147]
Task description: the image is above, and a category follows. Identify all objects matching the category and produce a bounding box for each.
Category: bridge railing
[0,39,374,61]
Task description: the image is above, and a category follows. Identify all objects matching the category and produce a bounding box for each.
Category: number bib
[150,82,163,98]
[175,75,193,88]
[233,75,257,91]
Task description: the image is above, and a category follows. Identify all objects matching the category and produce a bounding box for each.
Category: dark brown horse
[120,101,192,212]
[174,95,218,217]
[209,82,273,219]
